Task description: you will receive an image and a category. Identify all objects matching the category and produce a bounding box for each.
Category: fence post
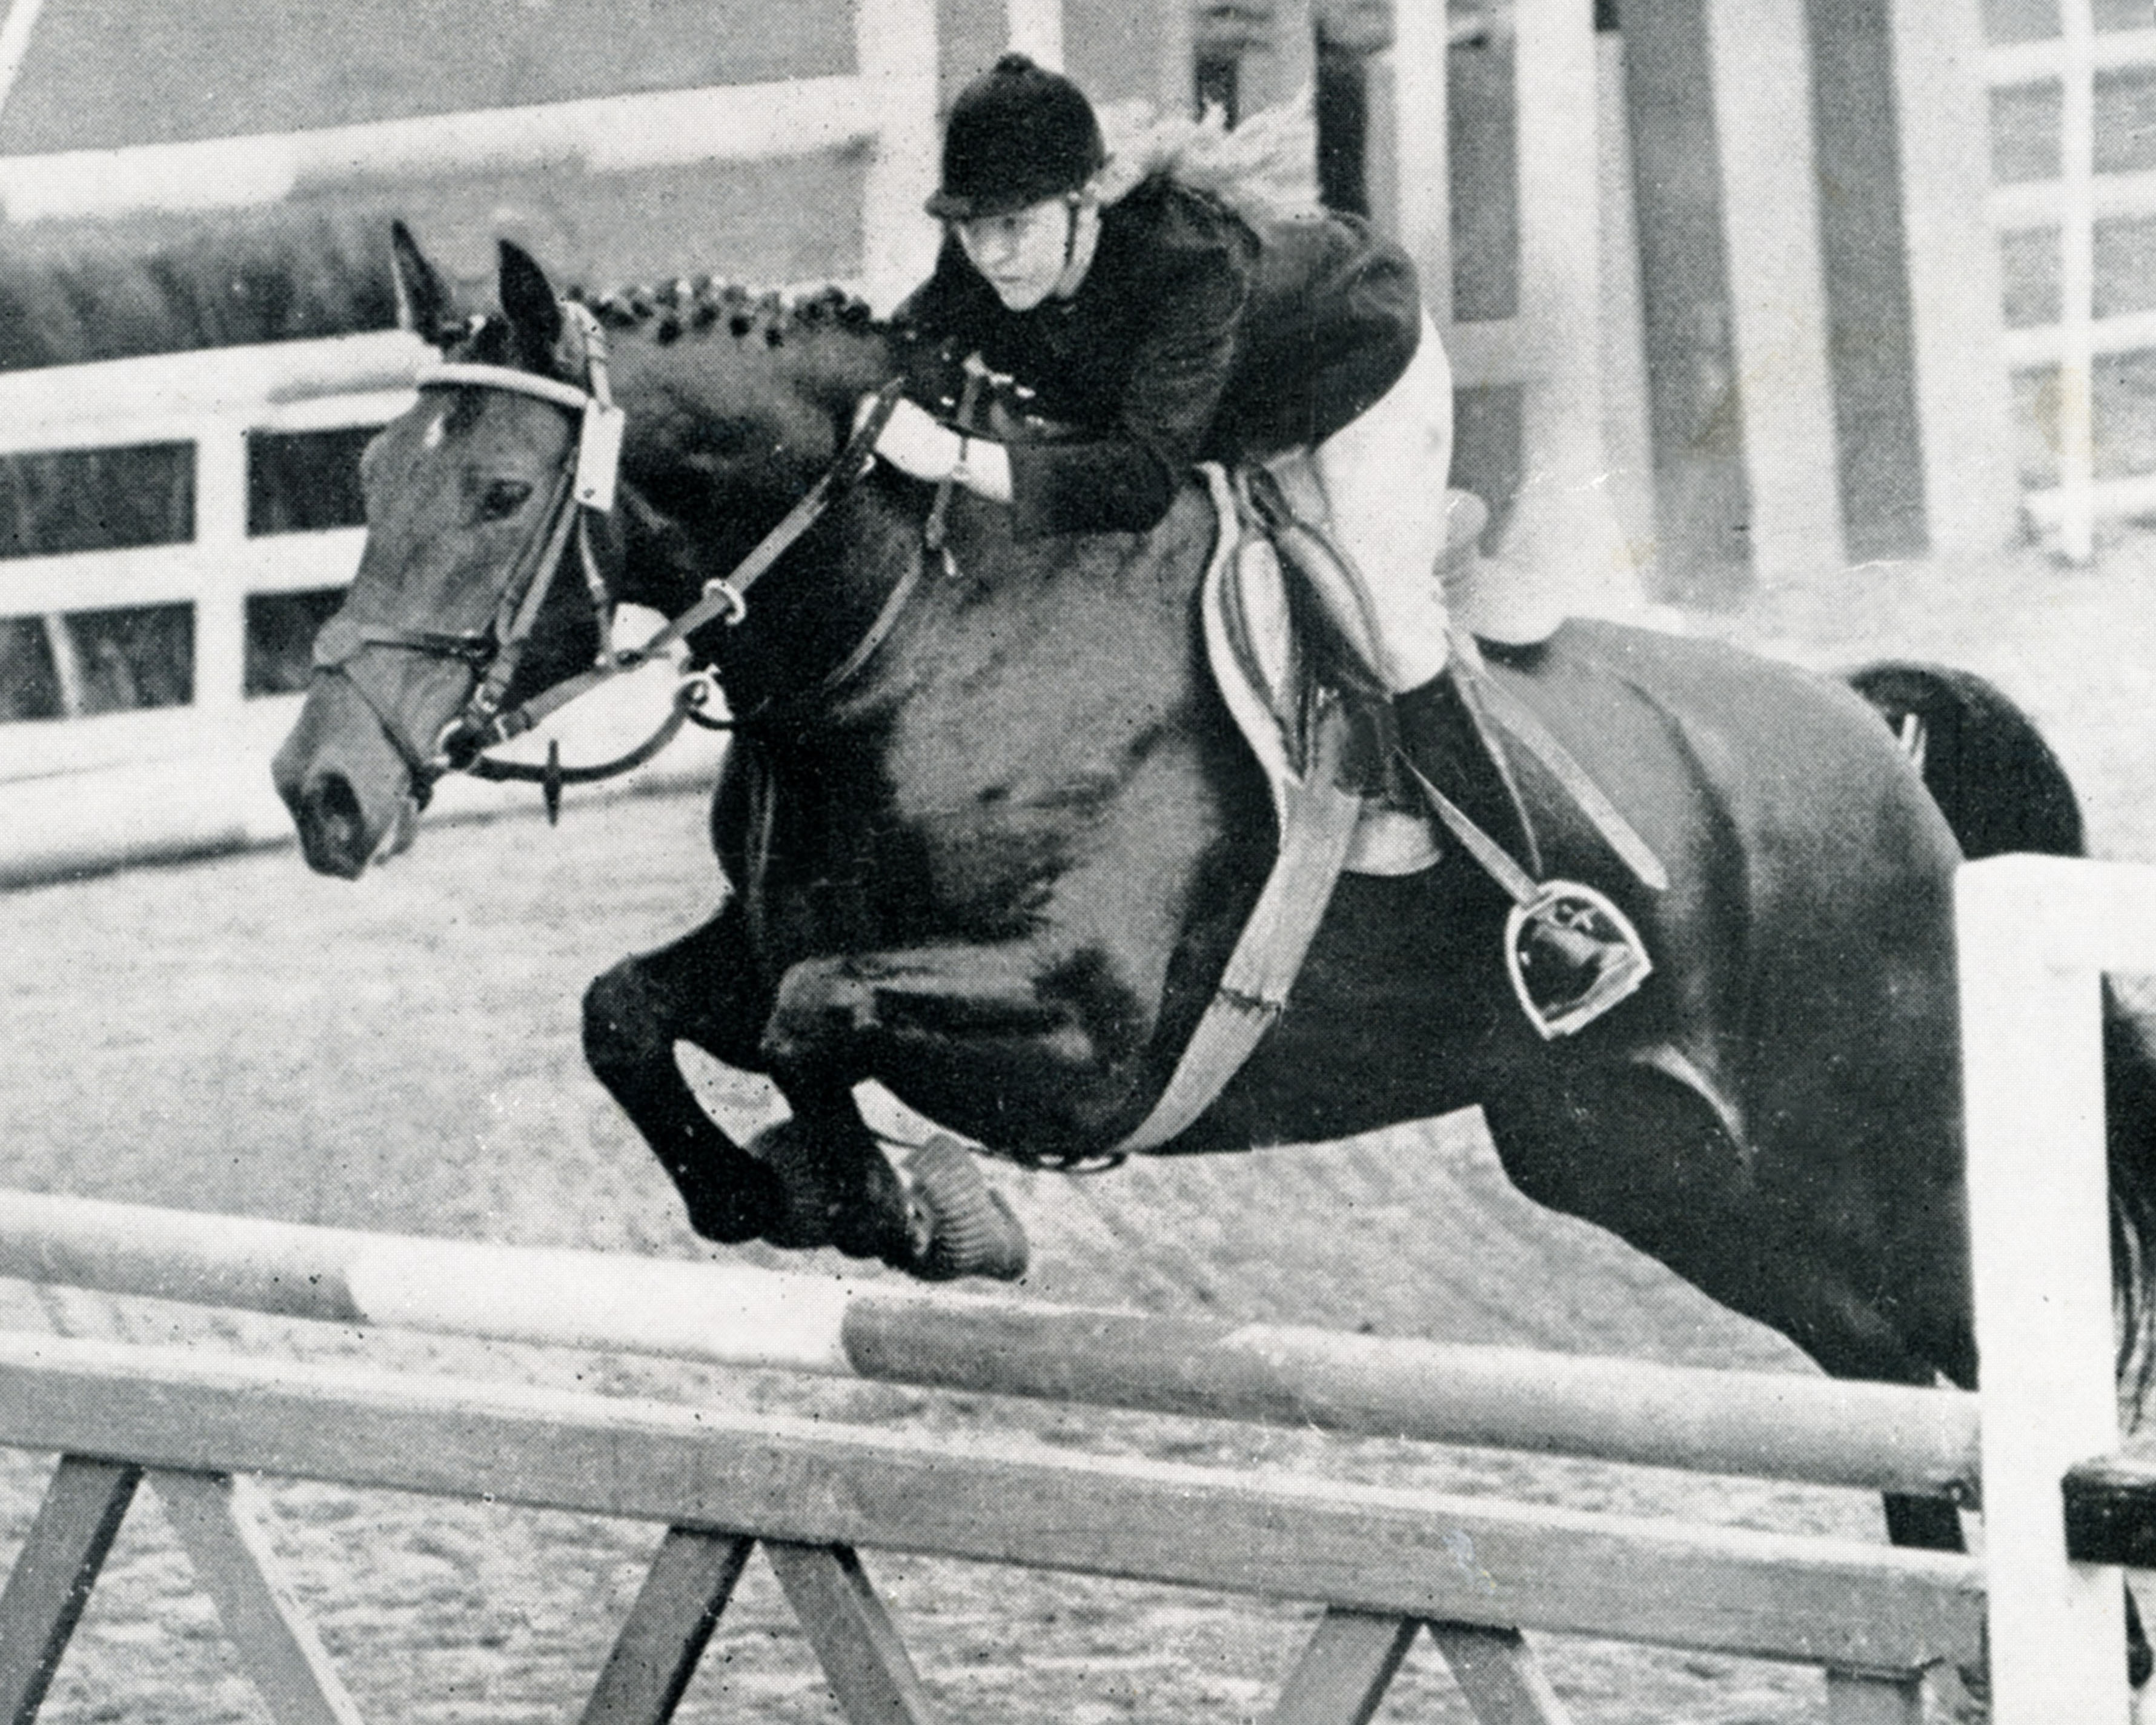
[1505,0,1623,606]
[855,0,941,313]
[190,418,251,720]
[1959,854,2141,1725]
[1701,0,1842,583]
[1385,0,1448,327]
[1887,0,2016,560]
[2054,0,2098,562]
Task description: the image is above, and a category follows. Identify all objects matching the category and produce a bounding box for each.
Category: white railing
[0,328,731,884]
[0,330,422,787]
[0,327,418,759]
[1984,8,2156,558]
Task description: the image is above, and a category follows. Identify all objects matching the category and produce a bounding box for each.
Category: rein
[317,295,909,811]
[463,374,909,762]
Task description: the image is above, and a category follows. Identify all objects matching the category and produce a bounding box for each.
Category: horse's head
[274,225,627,874]
[275,224,912,877]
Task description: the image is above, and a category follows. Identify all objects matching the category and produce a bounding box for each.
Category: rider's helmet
[924,53,1107,221]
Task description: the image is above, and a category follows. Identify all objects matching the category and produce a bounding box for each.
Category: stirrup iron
[1507,880,1652,1039]
[1401,753,1651,1038]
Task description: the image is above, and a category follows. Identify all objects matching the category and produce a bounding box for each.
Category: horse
[273,230,2156,1669]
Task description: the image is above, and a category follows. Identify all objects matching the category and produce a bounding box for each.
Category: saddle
[1210,458,1476,878]
[1111,464,1663,1152]
[1206,457,1656,882]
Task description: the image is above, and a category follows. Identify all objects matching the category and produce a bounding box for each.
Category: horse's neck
[603,316,900,609]
[612,450,921,725]
[595,313,1216,735]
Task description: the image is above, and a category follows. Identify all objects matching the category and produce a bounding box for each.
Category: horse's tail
[1847,659,2156,1414]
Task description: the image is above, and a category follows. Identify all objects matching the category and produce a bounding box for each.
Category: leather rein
[313,299,908,813]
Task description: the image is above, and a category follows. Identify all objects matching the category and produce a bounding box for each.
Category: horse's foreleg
[583,907,921,1265]
[761,937,1156,1154]
[581,906,786,1244]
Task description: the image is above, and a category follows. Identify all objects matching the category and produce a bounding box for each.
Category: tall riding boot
[1394,670,1651,1035]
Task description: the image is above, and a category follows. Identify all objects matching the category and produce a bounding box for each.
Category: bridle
[311,297,907,814]
[308,300,627,799]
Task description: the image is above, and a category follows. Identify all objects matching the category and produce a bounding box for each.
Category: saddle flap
[1197,465,1439,876]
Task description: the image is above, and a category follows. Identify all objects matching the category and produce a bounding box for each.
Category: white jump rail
[0,1185,1982,1498]
[1959,852,2156,1725]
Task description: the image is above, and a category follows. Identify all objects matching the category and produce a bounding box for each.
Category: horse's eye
[480,478,533,521]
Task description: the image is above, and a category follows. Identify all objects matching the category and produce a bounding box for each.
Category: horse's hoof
[903,1135,1029,1282]
[679,1160,787,1245]
[744,1119,910,1261]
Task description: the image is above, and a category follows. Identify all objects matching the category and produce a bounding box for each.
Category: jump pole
[0,1185,1976,1497]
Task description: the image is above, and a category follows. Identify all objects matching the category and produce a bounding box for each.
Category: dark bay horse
[273,233,2156,1641]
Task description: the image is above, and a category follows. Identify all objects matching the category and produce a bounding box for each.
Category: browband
[414,304,625,512]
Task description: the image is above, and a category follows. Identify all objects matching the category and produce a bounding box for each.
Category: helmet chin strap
[1053,194,1098,297]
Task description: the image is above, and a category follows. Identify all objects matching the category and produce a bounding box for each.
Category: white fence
[0,331,416,771]
[0,330,732,885]
[0,333,415,881]
[1987,4,2156,559]
[0,1,944,879]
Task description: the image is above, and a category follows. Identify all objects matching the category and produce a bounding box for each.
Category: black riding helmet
[925,53,1107,221]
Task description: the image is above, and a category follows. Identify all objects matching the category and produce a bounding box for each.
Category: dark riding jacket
[897,175,1422,539]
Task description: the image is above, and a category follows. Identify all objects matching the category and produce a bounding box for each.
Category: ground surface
[5,528,2156,1721]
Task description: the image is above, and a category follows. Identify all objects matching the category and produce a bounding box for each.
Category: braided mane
[566,278,883,349]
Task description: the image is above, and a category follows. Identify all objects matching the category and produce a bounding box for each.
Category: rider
[871,53,1644,1028]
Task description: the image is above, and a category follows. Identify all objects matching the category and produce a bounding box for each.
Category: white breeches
[1310,311,1455,693]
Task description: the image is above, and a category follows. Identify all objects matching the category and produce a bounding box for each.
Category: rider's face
[955,197,1076,311]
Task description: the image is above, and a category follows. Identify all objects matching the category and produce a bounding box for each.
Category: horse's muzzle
[271,677,428,879]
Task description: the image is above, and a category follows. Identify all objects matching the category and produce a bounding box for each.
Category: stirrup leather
[1507,880,1652,1039]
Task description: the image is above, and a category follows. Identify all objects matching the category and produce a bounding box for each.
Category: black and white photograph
[0,1,2146,1718]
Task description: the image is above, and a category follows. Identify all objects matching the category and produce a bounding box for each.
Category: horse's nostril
[305,771,360,827]
[299,773,369,878]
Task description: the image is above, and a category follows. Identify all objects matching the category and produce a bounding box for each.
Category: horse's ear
[497,239,564,358]
[390,221,457,348]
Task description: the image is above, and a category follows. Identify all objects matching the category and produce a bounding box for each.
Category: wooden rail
[0,1183,1981,1498]
[0,1328,1982,1725]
